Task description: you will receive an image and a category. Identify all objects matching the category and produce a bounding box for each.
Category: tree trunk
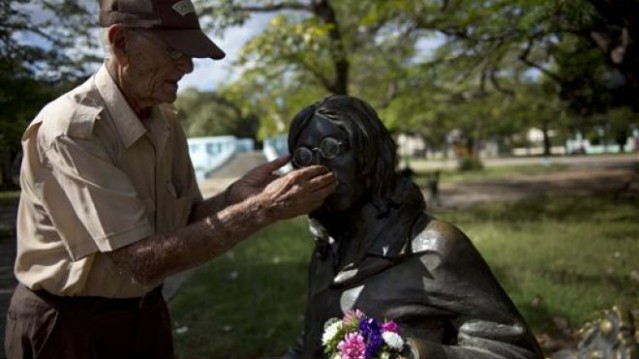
[542,121,552,157]
[314,0,349,95]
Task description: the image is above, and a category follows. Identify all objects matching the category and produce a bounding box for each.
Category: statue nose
[312,151,323,165]
[313,151,330,166]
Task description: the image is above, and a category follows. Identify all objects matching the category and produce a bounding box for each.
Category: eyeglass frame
[292,137,348,168]
[129,29,186,61]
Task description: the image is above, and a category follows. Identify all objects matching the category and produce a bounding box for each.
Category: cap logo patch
[172,1,195,16]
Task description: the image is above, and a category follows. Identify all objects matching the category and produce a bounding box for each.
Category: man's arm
[188,156,290,223]
[106,164,336,286]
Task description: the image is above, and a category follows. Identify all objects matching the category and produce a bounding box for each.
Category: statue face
[292,115,366,212]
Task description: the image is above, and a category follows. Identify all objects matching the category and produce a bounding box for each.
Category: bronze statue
[576,305,638,359]
[282,95,544,359]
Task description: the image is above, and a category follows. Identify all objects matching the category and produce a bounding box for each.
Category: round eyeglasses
[292,137,347,168]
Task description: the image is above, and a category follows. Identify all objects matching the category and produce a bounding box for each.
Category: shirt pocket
[162,181,193,232]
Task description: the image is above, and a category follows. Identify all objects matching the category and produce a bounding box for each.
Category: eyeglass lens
[293,137,343,167]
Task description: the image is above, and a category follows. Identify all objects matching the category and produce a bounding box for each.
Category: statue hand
[399,337,446,359]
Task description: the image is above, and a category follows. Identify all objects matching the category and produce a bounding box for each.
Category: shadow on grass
[447,194,638,224]
[491,263,639,334]
[170,259,310,359]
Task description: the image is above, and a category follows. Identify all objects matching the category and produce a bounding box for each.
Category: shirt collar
[95,64,148,148]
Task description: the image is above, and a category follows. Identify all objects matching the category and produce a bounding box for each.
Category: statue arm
[398,220,544,359]
[403,329,539,359]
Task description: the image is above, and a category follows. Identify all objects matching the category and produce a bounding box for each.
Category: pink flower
[343,309,365,328]
[337,332,367,359]
[382,320,400,334]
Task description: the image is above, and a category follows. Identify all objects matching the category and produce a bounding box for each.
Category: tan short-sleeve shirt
[15,65,202,297]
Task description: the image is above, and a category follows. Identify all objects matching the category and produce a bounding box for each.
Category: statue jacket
[284,180,544,359]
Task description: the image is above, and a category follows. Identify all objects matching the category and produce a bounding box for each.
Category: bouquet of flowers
[322,309,406,359]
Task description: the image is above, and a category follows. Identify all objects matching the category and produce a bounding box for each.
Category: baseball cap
[99,0,225,60]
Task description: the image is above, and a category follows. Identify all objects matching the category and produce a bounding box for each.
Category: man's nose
[175,57,194,74]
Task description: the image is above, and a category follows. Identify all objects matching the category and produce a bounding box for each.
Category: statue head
[288,95,398,213]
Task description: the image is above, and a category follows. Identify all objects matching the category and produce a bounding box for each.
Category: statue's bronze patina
[283,95,544,359]
[576,305,638,359]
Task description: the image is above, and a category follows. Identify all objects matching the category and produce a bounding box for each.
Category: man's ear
[108,25,129,67]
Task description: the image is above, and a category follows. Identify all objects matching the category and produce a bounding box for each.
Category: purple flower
[337,332,367,359]
[382,320,400,334]
[359,317,383,357]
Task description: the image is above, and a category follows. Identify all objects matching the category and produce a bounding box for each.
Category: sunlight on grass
[170,195,639,359]
[444,196,639,333]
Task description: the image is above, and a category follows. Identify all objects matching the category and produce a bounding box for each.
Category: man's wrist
[223,182,235,206]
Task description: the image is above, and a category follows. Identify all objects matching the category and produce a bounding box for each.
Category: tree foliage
[190,0,638,160]
[176,87,260,141]
[0,0,96,187]
[1,0,97,81]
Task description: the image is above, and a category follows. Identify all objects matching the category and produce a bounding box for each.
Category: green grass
[442,195,638,333]
[169,194,639,359]
[0,190,19,204]
[170,219,314,359]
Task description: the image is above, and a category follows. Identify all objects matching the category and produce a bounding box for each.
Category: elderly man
[4,0,336,358]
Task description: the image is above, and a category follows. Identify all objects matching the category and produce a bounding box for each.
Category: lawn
[169,192,639,359]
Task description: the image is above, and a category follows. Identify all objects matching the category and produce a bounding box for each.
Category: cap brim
[150,29,225,60]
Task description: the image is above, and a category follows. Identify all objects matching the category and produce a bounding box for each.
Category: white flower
[322,321,343,345]
[382,331,405,351]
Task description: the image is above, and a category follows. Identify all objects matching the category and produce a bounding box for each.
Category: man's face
[123,29,194,106]
[291,115,366,212]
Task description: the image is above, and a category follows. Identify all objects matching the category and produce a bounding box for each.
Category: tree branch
[489,70,515,96]
[518,38,563,84]
[293,55,335,92]
[232,2,311,13]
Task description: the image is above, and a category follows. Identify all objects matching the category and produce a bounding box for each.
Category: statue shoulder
[409,216,473,256]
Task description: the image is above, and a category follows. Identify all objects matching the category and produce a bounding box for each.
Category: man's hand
[226,156,337,218]
[225,156,291,205]
[256,163,337,221]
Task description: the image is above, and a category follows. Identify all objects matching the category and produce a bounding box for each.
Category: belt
[25,284,164,311]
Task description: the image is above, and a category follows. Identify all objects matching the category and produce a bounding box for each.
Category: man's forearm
[108,163,337,286]
[107,194,273,286]
[189,184,234,223]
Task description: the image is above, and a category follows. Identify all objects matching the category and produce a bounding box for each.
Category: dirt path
[433,166,638,210]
